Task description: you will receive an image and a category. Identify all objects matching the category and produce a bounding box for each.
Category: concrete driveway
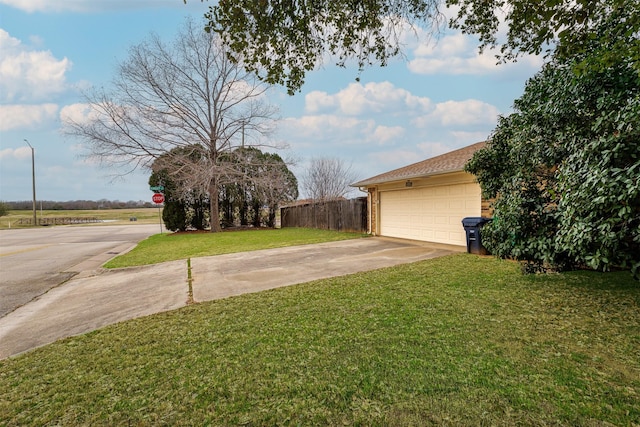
[0,237,461,359]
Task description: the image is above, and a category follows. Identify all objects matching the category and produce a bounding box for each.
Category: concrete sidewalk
[0,238,460,359]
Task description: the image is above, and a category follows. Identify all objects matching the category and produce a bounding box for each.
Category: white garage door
[379,182,481,246]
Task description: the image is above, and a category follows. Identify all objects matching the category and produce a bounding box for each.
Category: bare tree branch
[63,17,280,232]
[302,157,360,202]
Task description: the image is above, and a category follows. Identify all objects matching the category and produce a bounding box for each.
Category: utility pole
[23,139,37,226]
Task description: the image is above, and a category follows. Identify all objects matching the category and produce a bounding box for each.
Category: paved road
[0,224,160,318]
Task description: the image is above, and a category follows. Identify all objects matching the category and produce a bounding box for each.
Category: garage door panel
[422,229,435,240]
[465,199,479,209]
[448,216,462,226]
[449,199,464,210]
[434,215,448,225]
[449,185,465,196]
[379,182,481,246]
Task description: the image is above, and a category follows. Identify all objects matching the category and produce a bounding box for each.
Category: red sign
[152,193,165,204]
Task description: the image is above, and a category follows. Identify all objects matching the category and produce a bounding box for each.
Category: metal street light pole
[23,139,37,226]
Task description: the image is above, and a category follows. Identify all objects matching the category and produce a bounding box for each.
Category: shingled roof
[352,141,486,187]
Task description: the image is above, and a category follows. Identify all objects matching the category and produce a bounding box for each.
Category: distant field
[0,208,163,229]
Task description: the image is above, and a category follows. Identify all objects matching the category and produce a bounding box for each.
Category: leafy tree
[149,162,188,232]
[200,0,444,94]
[162,199,188,232]
[218,180,239,227]
[189,195,208,230]
[196,0,639,93]
[64,18,279,232]
[149,146,209,231]
[449,0,639,73]
[218,147,298,227]
[466,34,640,276]
[0,201,9,217]
[252,151,299,227]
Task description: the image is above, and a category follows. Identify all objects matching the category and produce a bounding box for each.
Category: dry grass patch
[0,208,162,229]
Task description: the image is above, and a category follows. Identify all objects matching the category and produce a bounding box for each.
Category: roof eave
[351,167,465,188]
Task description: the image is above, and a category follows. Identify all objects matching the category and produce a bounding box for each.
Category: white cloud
[449,130,491,144]
[283,114,374,143]
[59,103,97,126]
[414,99,499,128]
[415,141,454,158]
[337,83,387,115]
[0,146,32,160]
[0,0,202,13]
[0,0,72,12]
[283,82,498,172]
[68,143,86,153]
[0,103,59,131]
[367,149,425,170]
[305,81,431,116]
[414,32,469,58]
[408,32,543,76]
[372,125,405,145]
[0,29,71,102]
[305,91,337,114]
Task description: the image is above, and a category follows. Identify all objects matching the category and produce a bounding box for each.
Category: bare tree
[63,18,279,232]
[252,151,298,227]
[302,157,359,202]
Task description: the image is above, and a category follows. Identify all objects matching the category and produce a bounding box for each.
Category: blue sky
[0,0,543,203]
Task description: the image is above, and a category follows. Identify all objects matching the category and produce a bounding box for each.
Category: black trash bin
[461,217,492,255]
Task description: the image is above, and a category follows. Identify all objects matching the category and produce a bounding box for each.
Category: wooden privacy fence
[280,198,367,233]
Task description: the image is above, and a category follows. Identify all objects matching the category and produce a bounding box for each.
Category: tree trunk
[252,199,261,228]
[209,177,222,232]
[240,197,248,226]
[267,204,277,228]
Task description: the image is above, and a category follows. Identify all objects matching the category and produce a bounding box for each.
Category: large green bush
[466,28,640,276]
[0,202,8,217]
[162,200,188,232]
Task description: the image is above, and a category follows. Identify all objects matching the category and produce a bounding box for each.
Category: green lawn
[1,254,638,426]
[105,227,367,268]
